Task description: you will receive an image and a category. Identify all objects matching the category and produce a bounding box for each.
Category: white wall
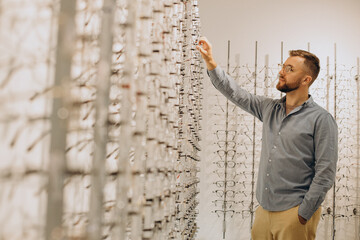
[198,0,360,67]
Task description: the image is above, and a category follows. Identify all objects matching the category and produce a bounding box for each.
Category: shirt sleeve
[298,113,338,220]
[207,66,274,122]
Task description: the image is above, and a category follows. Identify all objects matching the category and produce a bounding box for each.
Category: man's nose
[279,67,285,76]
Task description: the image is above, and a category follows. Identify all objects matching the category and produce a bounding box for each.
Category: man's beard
[276,78,301,93]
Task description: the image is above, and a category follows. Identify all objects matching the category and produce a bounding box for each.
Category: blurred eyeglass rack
[0,0,203,239]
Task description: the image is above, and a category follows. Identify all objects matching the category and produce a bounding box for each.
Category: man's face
[276,56,309,93]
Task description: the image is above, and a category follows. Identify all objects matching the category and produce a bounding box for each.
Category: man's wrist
[206,60,217,71]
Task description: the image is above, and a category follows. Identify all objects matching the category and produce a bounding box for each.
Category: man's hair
[289,50,320,86]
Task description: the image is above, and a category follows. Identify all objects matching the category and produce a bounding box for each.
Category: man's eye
[285,66,293,72]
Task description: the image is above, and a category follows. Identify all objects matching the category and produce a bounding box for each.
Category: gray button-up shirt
[208,66,338,220]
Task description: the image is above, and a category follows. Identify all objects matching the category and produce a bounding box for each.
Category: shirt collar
[278,94,314,108]
[303,94,314,106]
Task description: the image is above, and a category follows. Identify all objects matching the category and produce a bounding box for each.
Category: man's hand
[298,214,307,225]
[196,36,217,71]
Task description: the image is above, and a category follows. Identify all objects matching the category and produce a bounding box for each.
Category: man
[197,37,338,240]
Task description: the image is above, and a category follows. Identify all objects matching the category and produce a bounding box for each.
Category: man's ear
[303,75,312,86]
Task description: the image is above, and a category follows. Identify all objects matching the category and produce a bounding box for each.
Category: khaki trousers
[251,205,322,240]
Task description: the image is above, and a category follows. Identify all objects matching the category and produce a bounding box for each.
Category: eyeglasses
[215,130,237,141]
[212,200,238,209]
[279,64,294,73]
[213,160,238,168]
[239,209,253,219]
[213,190,238,198]
[213,180,237,188]
[213,169,239,179]
[216,150,237,159]
[216,141,237,149]
[213,209,236,218]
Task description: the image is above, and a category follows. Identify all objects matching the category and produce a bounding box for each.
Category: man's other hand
[298,214,307,225]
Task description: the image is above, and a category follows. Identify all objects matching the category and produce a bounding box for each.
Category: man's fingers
[198,36,209,43]
[198,36,211,49]
[196,45,208,55]
[198,40,207,48]
[198,40,210,49]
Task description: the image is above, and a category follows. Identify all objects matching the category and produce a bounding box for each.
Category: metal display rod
[46,0,77,239]
[88,0,116,239]
[250,41,258,229]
